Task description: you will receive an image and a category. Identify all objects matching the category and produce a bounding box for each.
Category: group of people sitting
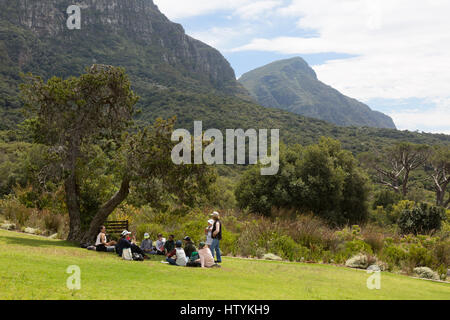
[94,211,223,268]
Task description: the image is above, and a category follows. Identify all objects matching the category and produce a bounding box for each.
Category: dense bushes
[235,138,370,226]
[398,203,447,235]
[0,195,68,236]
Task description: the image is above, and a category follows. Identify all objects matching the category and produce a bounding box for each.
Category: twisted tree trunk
[80,177,131,244]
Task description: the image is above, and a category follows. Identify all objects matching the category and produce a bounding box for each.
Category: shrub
[42,210,64,233]
[220,229,239,256]
[382,245,407,269]
[0,196,32,227]
[406,244,436,269]
[390,200,415,225]
[136,223,165,241]
[288,214,339,251]
[269,234,309,262]
[398,203,446,235]
[361,226,385,254]
[343,239,373,257]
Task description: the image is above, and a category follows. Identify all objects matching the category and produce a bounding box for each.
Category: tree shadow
[0,234,78,249]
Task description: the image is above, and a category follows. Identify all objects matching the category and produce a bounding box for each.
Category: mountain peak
[239,58,396,129]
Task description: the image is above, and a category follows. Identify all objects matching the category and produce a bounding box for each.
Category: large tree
[360,142,431,197]
[235,138,370,226]
[21,65,215,243]
[427,146,450,208]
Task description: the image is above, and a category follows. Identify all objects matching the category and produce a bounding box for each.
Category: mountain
[1,0,449,157]
[0,0,249,129]
[238,57,396,129]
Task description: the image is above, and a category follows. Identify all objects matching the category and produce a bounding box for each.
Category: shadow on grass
[0,234,78,248]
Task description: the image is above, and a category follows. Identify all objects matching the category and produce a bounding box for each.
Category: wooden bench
[104,220,129,235]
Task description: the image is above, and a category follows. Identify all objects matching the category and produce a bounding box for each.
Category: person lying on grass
[95,225,117,252]
[166,240,187,266]
[116,230,148,259]
[186,242,220,268]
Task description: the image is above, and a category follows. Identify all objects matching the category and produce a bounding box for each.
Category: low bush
[398,203,446,235]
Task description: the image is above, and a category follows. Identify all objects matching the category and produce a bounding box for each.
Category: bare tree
[428,146,450,208]
[360,142,431,197]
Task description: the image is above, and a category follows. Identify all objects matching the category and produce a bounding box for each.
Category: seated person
[183,236,197,259]
[95,225,117,252]
[116,230,147,258]
[140,233,155,255]
[155,233,166,255]
[189,242,219,268]
[166,240,187,266]
[164,234,175,254]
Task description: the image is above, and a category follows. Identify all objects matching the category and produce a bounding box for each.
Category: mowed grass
[0,229,449,300]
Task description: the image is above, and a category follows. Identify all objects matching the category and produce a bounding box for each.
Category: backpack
[132,253,144,261]
[189,251,200,262]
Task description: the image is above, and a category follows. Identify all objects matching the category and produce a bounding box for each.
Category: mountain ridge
[239,57,396,129]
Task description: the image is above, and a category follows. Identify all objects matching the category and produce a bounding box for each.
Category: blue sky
[154,0,450,134]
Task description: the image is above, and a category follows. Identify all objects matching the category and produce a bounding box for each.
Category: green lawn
[0,229,449,300]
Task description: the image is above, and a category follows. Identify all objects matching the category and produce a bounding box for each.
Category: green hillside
[0,0,449,155]
[239,57,396,129]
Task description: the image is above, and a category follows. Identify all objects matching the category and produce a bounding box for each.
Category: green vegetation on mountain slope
[239,57,396,129]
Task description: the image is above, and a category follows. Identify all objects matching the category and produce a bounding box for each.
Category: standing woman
[205,219,214,248]
[210,211,222,263]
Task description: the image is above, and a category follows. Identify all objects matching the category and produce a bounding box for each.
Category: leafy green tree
[235,138,369,225]
[20,65,215,243]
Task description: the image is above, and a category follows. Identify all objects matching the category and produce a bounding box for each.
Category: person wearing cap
[140,233,154,255]
[164,234,175,255]
[205,219,214,247]
[155,233,166,255]
[183,236,197,260]
[166,240,187,266]
[210,211,222,263]
[115,230,147,258]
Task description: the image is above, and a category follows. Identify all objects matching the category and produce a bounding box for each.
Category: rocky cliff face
[4,0,238,87]
[0,0,247,128]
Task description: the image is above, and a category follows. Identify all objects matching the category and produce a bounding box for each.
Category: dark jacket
[164,239,175,254]
[116,238,131,256]
[212,220,222,240]
[184,242,197,259]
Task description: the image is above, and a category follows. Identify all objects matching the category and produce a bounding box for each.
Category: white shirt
[175,247,187,266]
[156,238,166,252]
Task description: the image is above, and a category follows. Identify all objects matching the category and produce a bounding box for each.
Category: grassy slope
[0,229,448,300]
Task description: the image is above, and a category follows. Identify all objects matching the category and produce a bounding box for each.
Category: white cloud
[388,98,450,134]
[234,1,283,20]
[153,0,254,20]
[231,0,450,111]
[154,0,450,133]
[189,26,255,49]
[233,0,450,132]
